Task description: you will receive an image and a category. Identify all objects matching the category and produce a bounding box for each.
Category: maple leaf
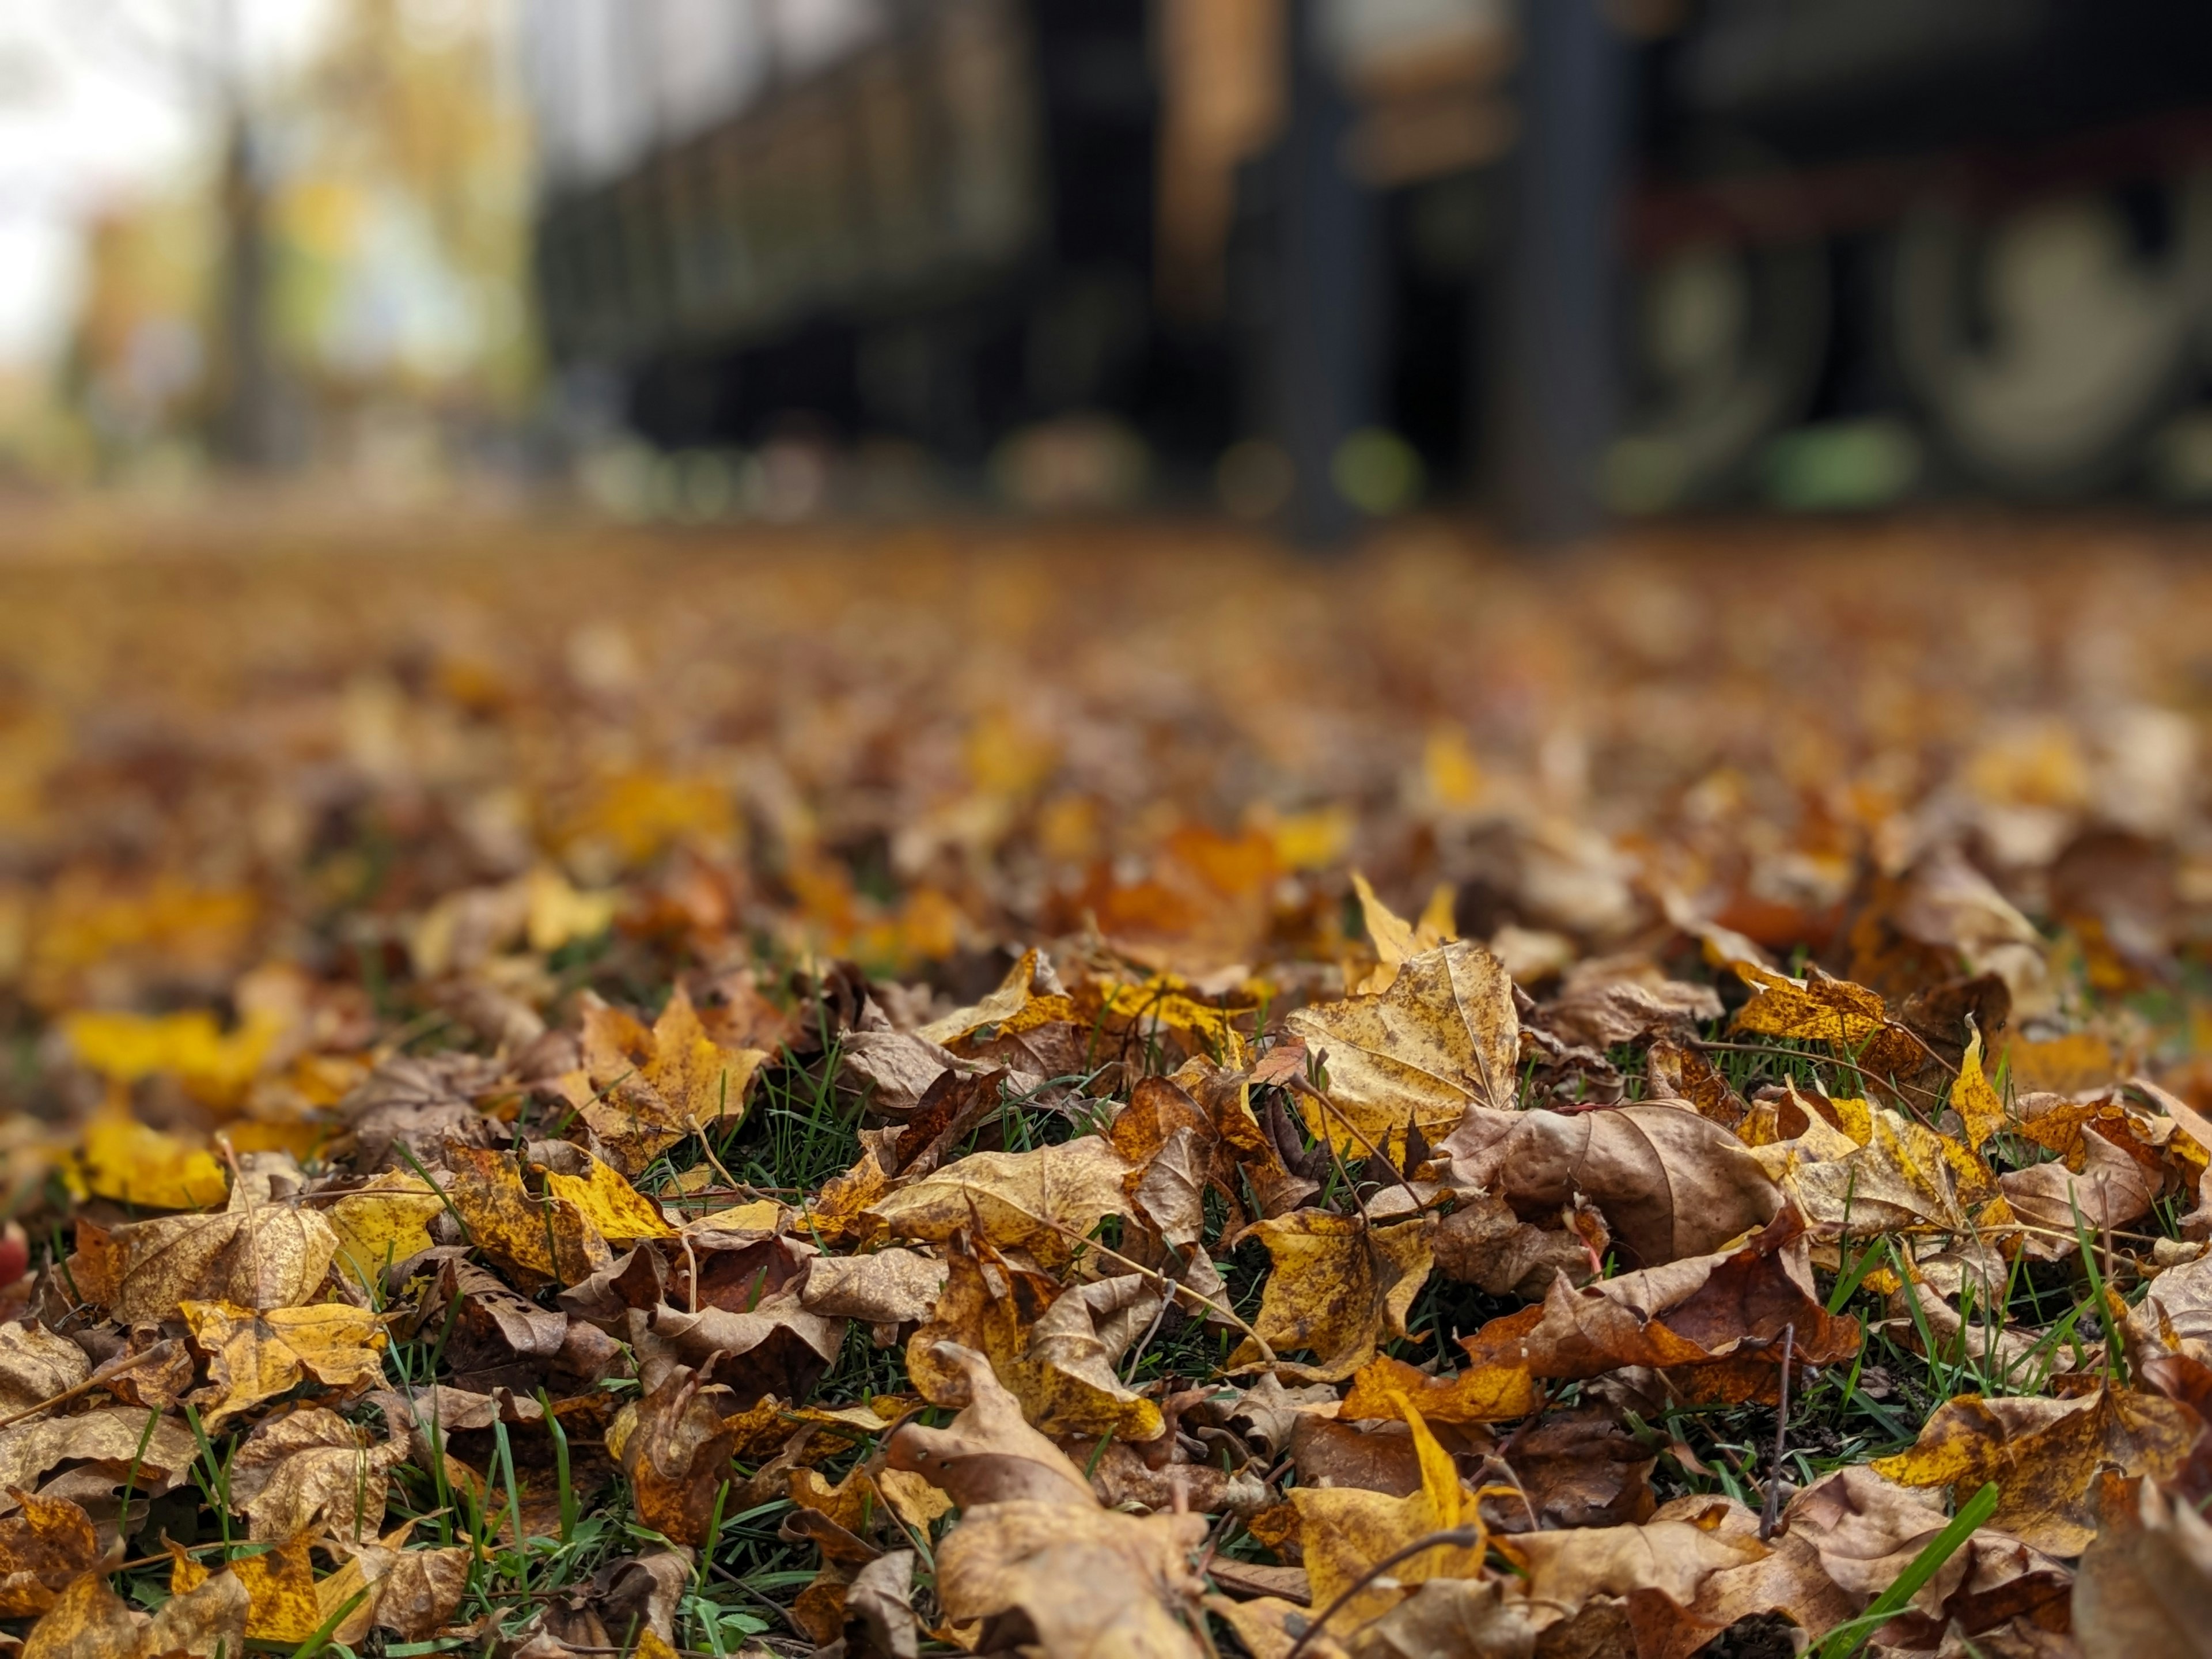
[1283,940,1518,1159]
[182,1300,387,1426]
[443,1143,612,1289]
[579,986,769,1175]
[0,1491,103,1618]
[1231,1210,1433,1382]
[865,1137,1137,1268]
[72,1181,340,1324]
[2075,1475,2212,1659]
[1873,1385,2200,1555]
[21,1565,246,1659]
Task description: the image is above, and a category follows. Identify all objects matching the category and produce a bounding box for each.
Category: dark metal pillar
[1275,0,1373,547]
[1495,0,1624,545]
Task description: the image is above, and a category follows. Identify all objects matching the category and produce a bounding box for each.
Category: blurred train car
[522,0,2212,515]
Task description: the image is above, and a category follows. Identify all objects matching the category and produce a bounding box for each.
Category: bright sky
[0,0,338,367]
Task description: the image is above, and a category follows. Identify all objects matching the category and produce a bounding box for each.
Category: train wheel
[1889,177,2212,498]
[1606,237,1831,513]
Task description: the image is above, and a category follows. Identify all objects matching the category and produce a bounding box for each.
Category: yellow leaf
[1950,1018,2008,1150]
[180,1300,387,1426]
[62,1009,276,1107]
[172,1533,321,1645]
[1284,940,1518,1159]
[1291,1393,1481,1630]
[1233,1211,1433,1382]
[325,1173,446,1291]
[0,1491,103,1616]
[1340,1353,1538,1425]
[1729,964,1885,1047]
[543,1154,677,1241]
[442,1144,610,1288]
[525,864,619,955]
[74,1107,227,1211]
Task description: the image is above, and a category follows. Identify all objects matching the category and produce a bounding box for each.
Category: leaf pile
[3,522,2212,1658]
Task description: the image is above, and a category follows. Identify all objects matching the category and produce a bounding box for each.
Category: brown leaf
[647,1296,846,1407]
[226,1403,412,1541]
[800,1248,947,1325]
[22,1568,247,1659]
[0,1324,89,1419]
[1283,940,1519,1158]
[885,1342,1096,1508]
[1233,1211,1433,1382]
[1999,1127,2158,1260]
[1873,1387,2200,1555]
[0,1491,102,1618]
[842,1548,919,1659]
[579,987,766,1174]
[1457,1207,1857,1381]
[618,1365,753,1545]
[0,1406,199,1514]
[1535,976,1721,1051]
[1444,1103,1782,1267]
[2075,1475,2212,1659]
[73,1194,340,1324]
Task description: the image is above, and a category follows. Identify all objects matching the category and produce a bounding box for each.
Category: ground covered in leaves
[4,512,2212,1659]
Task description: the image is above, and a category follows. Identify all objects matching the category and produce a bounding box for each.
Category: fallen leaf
[22,1566,247,1659]
[579,987,767,1175]
[1951,1020,2010,1150]
[2075,1474,2212,1659]
[906,1240,1162,1440]
[0,1406,200,1511]
[801,1248,947,1325]
[1340,1353,1537,1425]
[0,1491,102,1617]
[444,1143,611,1289]
[226,1404,412,1542]
[73,1107,227,1211]
[866,1137,1137,1268]
[619,1366,755,1545]
[1284,940,1518,1158]
[1443,1102,1782,1267]
[1291,1392,1482,1630]
[0,1322,89,1418]
[324,1173,448,1291]
[1457,1207,1858,1382]
[73,1187,340,1323]
[1873,1387,2199,1554]
[544,1153,679,1242]
[182,1300,387,1426]
[1233,1211,1433,1382]
[1999,1127,2158,1260]
[171,1531,321,1644]
[1730,964,1887,1046]
[888,1344,1207,1659]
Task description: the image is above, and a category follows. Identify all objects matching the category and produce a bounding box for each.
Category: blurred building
[522,0,2212,528]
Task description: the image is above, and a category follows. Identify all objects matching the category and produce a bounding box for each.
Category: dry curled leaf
[73,1189,340,1324]
[1444,1101,1782,1267]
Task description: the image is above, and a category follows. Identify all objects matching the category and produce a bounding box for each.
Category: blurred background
[9,0,2212,541]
